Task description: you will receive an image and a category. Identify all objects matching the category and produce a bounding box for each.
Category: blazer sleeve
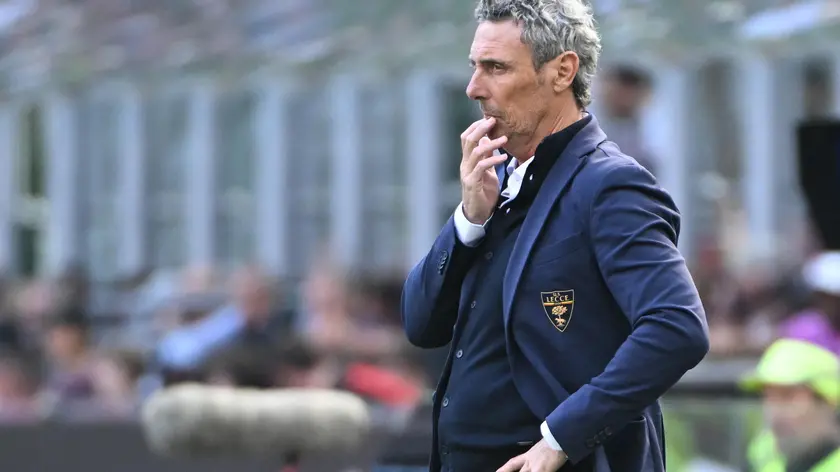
[401,216,478,348]
[545,162,709,463]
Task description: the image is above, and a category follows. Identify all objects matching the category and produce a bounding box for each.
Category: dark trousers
[438,444,531,472]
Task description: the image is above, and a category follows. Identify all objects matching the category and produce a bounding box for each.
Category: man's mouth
[480,106,498,119]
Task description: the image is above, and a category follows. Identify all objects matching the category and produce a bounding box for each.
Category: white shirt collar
[506,155,535,176]
[499,155,535,204]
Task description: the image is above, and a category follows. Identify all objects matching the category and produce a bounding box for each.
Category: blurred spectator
[207,336,334,390]
[597,64,658,175]
[43,309,97,402]
[228,265,292,347]
[90,348,147,416]
[741,339,840,472]
[156,265,290,377]
[780,251,840,355]
[156,292,229,383]
[352,274,404,328]
[12,280,56,351]
[206,342,279,389]
[0,350,40,422]
[0,317,22,353]
[274,337,334,389]
[692,243,743,356]
[301,266,405,361]
[180,265,218,294]
[694,239,813,356]
[0,275,26,356]
[341,361,424,409]
[54,262,91,314]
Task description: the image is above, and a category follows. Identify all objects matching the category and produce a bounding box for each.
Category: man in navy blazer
[401,1,709,471]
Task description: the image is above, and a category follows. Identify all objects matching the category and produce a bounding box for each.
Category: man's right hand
[459,117,509,225]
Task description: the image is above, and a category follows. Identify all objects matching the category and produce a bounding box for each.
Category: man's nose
[466,71,485,101]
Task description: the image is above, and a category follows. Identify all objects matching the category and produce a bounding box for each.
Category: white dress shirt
[452,155,564,453]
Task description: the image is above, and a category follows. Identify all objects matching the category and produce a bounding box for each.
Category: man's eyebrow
[469,57,509,68]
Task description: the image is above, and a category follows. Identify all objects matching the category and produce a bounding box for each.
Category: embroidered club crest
[540,290,575,332]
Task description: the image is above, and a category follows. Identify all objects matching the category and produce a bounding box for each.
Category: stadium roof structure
[0,0,838,94]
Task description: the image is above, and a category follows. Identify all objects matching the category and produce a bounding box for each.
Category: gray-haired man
[400,1,709,471]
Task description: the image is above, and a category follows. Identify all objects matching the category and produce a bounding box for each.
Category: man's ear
[545,51,579,93]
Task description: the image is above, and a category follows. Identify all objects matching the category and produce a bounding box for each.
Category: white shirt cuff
[541,421,563,451]
[453,203,487,247]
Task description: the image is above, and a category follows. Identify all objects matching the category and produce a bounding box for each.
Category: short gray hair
[475,0,601,107]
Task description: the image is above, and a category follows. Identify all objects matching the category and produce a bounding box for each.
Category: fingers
[464,135,507,171]
[482,135,508,151]
[462,142,507,181]
[478,135,508,156]
[470,153,508,179]
[460,118,485,141]
[496,454,526,472]
[461,117,497,152]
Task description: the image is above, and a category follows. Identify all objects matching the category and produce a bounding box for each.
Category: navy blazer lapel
[502,116,608,326]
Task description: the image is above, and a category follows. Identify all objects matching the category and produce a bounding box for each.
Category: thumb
[496,453,526,472]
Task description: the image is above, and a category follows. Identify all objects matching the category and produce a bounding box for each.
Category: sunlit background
[0,0,839,470]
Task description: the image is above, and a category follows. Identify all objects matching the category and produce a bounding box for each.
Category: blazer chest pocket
[529,232,587,268]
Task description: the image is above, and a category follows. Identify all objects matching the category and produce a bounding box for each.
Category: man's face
[466,20,554,150]
[763,384,835,454]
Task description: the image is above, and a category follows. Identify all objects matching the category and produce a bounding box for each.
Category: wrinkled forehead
[469,19,530,63]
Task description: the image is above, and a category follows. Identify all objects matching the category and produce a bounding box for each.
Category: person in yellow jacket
[745,428,783,472]
[741,339,840,472]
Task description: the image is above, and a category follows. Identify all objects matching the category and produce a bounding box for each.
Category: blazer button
[585,439,595,449]
[437,251,449,274]
[470,301,477,309]
[484,251,493,260]
[455,349,463,358]
[442,397,449,407]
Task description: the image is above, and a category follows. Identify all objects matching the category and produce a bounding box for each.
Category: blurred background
[0,0,838,471]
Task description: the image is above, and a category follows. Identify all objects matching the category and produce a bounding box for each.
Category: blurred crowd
[0,241,835,425]
[0,258,442,424]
